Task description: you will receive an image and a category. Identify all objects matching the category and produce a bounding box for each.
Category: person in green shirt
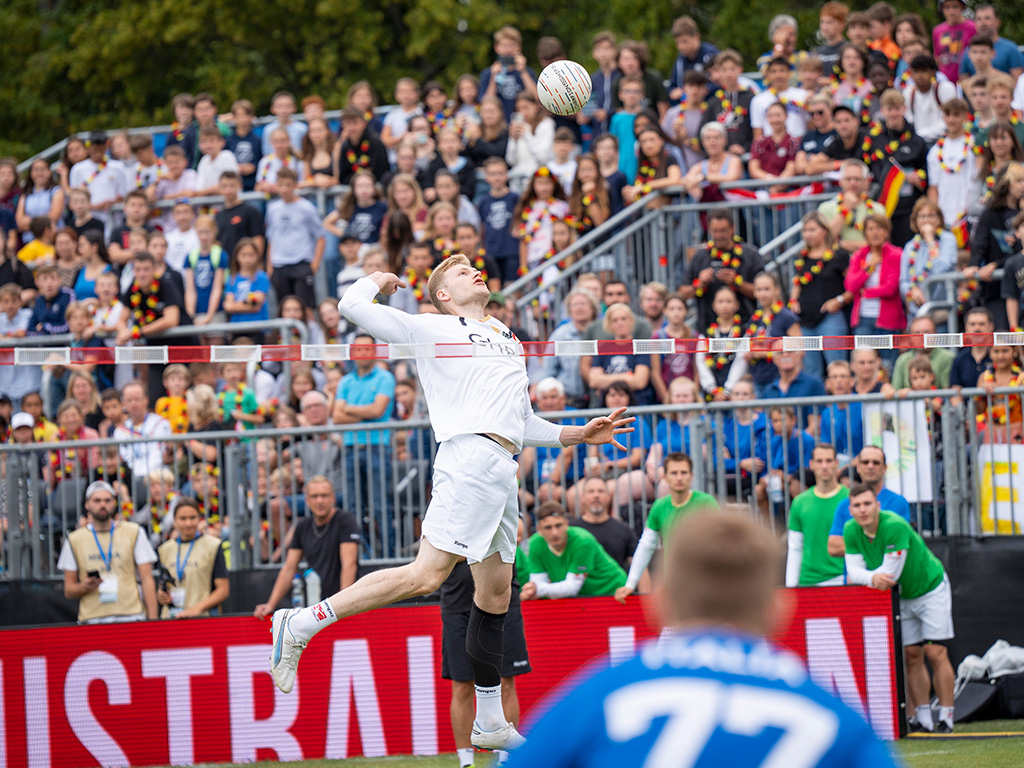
[521,503,626,599]
[843,482,955,734]
[615,452,718,603]
[786,443,848,587]
[890,315,954,390]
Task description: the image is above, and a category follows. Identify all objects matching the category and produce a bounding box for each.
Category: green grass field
[187,719,1024,768]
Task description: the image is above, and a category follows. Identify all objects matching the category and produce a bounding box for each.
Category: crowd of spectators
[5,2,1024,606]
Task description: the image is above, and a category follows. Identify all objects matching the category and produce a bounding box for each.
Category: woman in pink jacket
[845,214,907,369]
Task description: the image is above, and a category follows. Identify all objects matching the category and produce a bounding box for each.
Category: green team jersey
[843,510,945,599]
[789,485,848,586]
[527,527,627,597]
[645,490,719,537]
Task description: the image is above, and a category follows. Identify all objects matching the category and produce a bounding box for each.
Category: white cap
[85,480,117,500]
[11,412,34,430]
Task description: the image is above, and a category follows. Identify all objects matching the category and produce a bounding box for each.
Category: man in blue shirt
[950,307,993,390]
[335,332,396,556]
[762,350,827,432]
[668,16,719,103]
[819,360,864,463]
[960,5,1024,79]
[827,444,912,557]
[506,511,900,768]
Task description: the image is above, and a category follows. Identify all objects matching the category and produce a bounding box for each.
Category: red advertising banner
[0,587,899,768]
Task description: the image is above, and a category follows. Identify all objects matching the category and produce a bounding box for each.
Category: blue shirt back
[610,112,639,182]
[479,192,521,261]
[338,366,395,446]
[830,487,912,536]
[507,630,899,768]
[722,412,768,473]
[762,371,827,430]
[819,402,864,458]
[769,429,816,472]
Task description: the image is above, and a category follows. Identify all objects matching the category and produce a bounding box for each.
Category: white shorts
[900,574,954,646]
[421,434,520,564]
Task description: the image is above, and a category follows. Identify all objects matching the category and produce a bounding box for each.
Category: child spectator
[165,93,196,160]
[156,364,191,434]
[16,217,55,268]
[149,146,197,232]
[455,222,502,290]
[662,70,709,168]
[52,230,79,290]
[463,96,510,167]
[261,91,307,156]
[513,167,570,276]
[347,80,384,134]
[749,103,800,192]
[214,171,265,259]
[184,214,226,327]
[125,134,163,196]
[846,12,890,71]
[381,78,423,162]
[390,241,435,315]
[905,55,958,143]
[695,286,748,400]
[623,127,683,206]
[16,157,64,240]
[227,100,261,192]
[505,92,555,190]
[547,128,578,196]
[582,32,619,137]
[335,235,366,300]
[72,230,112,302]
[867,2,901,67]
[452,74,481,125]
[303,118,339,191]
[0,283,30,341]
[194,127,239,197]
[756,405,815,514]
[67,187,105,238]
[477,158,521,284]
[217,361,264,431]
[480,26,537,121]
[385,173,429,240]
[46,302,103,411]
[223,238,270,339]
[423,81,456,134]
[108,190,152,266]
[434,170,480,230]
[265,168,323,314]
[700,49,754,155]
[926,99,977,226]
[335,106,389,185]
[961,34,1000,97]
[933,0,975,84]
[255,128,306,196]
[978,74,1024,147]
[164,199,199,275]
[425,202,459,262]
[609,75,645,182]
[342,170,390,245]
[423,127,476,202]
[668,16,719,103]
[146,230,185,295]
[97,387,125,438]
[814,1,850,79]
[68,132,126,232]
[831,44,873,115]
[568,153,611,237]
[593,133,628,215]
[90,269,128,343]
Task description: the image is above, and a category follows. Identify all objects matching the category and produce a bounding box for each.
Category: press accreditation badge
[99,574,119,604]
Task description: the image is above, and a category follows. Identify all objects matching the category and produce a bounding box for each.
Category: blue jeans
[343,444,393,557]
[853,316,898,370]
[801,312,849,380]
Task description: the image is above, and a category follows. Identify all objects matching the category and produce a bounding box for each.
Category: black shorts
[271,262,316,308]
[441,594,531,681]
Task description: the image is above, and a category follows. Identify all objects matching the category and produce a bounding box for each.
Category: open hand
[581,406,636,451]
[367,271,408,296]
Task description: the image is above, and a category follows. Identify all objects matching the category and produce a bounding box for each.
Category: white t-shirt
[547,159,578,196]
[904,81,958,142]
[382,107,423,163]
[255,155,306,186]
[165,227,200,274]
[195,149,240,192]
[749,87,809,138]
[926,135,976,224]
[115,414,172,478]
[339,277,563,450]
[69,158,127,225]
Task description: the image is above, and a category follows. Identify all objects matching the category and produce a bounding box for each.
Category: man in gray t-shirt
[265,168,324,311]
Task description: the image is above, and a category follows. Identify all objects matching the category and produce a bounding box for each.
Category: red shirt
[751,133,800,176]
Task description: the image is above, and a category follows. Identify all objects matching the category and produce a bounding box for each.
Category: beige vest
[67,522,144,622]
[157,534,222,617]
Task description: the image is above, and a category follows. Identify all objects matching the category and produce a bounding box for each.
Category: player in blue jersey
[506,511,902,768]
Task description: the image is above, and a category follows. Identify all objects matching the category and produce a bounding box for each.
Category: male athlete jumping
[270,255,634,751]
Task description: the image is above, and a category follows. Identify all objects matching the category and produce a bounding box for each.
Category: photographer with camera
[58,481,159,624]
[156,497,230,618]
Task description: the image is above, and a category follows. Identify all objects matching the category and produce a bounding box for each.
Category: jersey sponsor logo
[467,332,519,357]
[313,603,328,621]
[512,659,530,667]
[453,540,469,549]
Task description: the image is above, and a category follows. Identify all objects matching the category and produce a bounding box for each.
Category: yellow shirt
[156,396,189,433]
[17,240,55,265]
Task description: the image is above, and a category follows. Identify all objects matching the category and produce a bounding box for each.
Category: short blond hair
[427,253,471,314]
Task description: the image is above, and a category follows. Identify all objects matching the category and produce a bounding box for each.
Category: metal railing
[3,387,1020,583]
[917,269,1004,334]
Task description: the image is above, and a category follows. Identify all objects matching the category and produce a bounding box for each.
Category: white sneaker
[471,721,526,751]
[270,608,306,693]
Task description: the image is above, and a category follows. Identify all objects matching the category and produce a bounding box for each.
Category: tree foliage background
[1,0,1008,158]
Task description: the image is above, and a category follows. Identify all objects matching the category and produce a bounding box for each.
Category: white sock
[474,684,505,731]
[939,706,954,727]
[916,704,934,731]
[457,747,475,767]
[289,600,337,643]
[496,749,510,763]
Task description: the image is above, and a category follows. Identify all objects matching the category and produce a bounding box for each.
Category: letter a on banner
[325,639,386,759]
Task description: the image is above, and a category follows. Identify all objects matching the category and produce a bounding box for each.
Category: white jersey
[339,277,562,451]
[926,135,975,224]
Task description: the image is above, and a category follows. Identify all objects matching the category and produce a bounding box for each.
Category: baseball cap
[85,480,117,500]
[339,233,362,244]
[487,291,507,306]
[11,412,33,430]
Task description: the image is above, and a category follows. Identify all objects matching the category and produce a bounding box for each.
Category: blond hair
[427,253,471,314]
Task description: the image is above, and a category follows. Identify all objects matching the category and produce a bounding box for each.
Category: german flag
[878,162,905,217]
[951,217,970,248]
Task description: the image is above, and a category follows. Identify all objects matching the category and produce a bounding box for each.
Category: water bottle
[768,474,784,505]
[291,575,305,608]
[304,568,321,606]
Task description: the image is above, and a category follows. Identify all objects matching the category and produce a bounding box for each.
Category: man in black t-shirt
[807,106,866,174]
[570,477,637,570]
[253,476,361,618]
[214,171,265,258]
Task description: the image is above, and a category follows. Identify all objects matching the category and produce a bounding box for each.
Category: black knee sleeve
[466,604,505,688]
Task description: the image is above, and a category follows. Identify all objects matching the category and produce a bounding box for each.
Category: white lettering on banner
[804,618,893,727]
[608,626,637,665]
[24,657,51,768]
[64,652,130,768]
[863,617,896,740]
[325,640,386,759]
[227,646,302,763]
[407,636,437,755]
[141,648,214,766]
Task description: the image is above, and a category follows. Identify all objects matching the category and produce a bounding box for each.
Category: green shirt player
[786,443,848,587]
[844,482,956,734]
[615,452,718,603]
[521,502,627,600]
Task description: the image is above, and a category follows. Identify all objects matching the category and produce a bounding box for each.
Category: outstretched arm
[522,406,636,450]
